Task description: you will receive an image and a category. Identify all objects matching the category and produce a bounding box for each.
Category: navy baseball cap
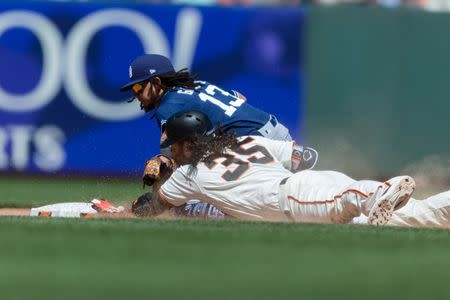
[120,54,175,92]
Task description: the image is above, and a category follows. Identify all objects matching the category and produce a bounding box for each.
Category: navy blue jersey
[155,81,270,136]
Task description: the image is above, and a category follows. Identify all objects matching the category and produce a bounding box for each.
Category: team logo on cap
[129,66,133,78]
[149,69,156,74]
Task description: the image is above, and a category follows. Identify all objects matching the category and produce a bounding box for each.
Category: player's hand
[131,192,153,216]
[131,192,172,217]
[142,155,175,187]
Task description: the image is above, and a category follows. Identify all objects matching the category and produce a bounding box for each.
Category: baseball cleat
[367,176,416,226]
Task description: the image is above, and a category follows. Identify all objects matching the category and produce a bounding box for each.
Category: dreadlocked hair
[150,68,198,92]
[185,131,240,168]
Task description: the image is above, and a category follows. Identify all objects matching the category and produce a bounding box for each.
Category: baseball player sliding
[120,54,449,227]
[133,110,417,226]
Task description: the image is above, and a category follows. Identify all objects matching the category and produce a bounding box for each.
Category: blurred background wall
[306,7,450,185]
[0,2,304,177]
[0,0,449,183]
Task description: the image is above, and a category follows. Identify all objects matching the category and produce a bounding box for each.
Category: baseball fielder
[134,110,416,226]
[120,54,318,219]
[119,54,317,168]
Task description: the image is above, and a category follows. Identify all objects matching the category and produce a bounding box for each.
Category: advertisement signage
[0,3,304,176]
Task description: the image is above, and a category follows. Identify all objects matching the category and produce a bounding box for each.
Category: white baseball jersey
[160,136,294,221]
[160,135,416,224]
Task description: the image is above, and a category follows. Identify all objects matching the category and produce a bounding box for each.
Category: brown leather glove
[142,155,175,187]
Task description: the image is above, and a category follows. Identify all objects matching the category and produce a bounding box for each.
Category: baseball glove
[142,155,175,187]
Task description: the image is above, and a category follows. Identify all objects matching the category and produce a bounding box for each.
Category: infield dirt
[0,207,181,220]
[0,208,30,216]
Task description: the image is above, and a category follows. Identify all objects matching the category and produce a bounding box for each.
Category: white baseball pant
[277,170,398,224]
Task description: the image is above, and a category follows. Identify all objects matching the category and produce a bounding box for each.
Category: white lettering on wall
[65,9,170,121]
[0,7,204,172]
[33,126,66,171]
[0,125,66,171]
[0,128,7,168]
[0,8,203,120]
[9,126,33,170]
[173,8,202,72]
[0,11,63,111]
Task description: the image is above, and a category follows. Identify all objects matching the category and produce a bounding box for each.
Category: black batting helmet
[165,110,214,145]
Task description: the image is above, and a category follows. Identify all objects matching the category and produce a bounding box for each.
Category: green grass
[0,217,449,300]
[0,176,144,207]
[1,176,449,300]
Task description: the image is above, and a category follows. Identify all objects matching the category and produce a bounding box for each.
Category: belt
[269,115,278,127]
[257,115,279,137]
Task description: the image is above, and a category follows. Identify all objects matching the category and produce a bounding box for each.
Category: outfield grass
[0,176,143,208]
[0,217,449,300]
[1,176,449,300]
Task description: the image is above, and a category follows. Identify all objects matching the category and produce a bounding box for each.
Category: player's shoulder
[168,165,189,183]
[174,164,197,178]
[194,80,209,88]
[155,94,182,118]
[158,88,196,111]
[193,80,227,92]
[164,88,196,100]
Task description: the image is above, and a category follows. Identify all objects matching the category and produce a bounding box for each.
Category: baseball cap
[120,54,175,92]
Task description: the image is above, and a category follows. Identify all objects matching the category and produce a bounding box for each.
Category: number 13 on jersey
[198,84,245,116]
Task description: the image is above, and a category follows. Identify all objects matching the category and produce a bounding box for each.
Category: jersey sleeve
[251,136,294,169]
[159,167,203,207]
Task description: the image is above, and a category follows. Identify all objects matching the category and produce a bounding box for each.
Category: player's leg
[279,171,415,225]
[388,190,450,227]
[325,175,415,225]
[278,170,368,224]
[301,170,355,186]
[363,176,415,225]
[172,200,225,219]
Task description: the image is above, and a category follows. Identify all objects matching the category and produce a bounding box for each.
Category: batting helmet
[165,110,213,145]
